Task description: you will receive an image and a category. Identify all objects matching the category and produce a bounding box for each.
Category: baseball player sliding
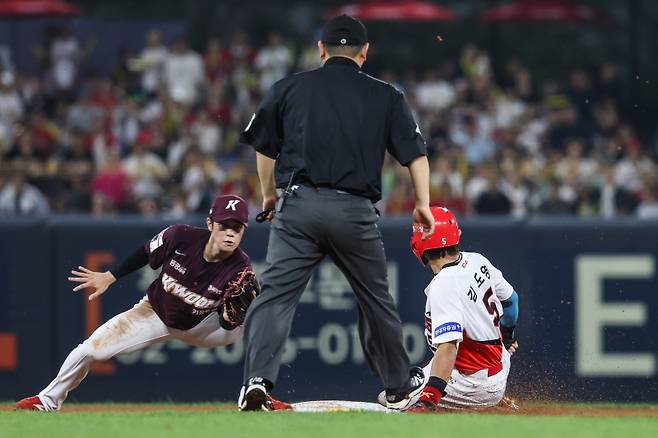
[15,194,291,412]
[381,206,519,412]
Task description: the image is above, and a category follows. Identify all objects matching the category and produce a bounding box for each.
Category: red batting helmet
[410,206,461,265]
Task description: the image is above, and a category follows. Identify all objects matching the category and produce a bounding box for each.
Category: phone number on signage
[115,323,427,366]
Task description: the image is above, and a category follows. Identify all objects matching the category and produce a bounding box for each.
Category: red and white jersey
[424,251,514,375]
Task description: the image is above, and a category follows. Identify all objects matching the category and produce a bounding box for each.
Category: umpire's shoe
[238,377,270,411]
[384,367,425,410]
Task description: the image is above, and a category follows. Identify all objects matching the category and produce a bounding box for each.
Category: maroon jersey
[144,224,252,330]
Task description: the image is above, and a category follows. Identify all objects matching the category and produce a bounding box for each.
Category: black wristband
[109,245,149,279]
[500,325,516,347]
[501,325,515,339]
[427,376,448,396]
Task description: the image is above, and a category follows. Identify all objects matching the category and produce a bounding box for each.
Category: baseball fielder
[15,194,291,411]
[388,206,519,412]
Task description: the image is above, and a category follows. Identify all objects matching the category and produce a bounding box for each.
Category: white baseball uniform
[421,251,514,409]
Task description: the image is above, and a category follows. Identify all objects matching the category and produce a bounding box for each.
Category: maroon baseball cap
[208,194,249,227]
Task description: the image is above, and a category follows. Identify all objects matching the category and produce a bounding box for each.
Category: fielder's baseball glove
[220,269,260,330]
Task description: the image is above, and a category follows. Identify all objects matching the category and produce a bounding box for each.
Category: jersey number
[482,288,500,327]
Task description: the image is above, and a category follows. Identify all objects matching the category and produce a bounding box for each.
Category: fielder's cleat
[265,395,293,411]
[385,366,425,410]
[406,400,439,413]
[238,377,269,411]
[15,395,48,411]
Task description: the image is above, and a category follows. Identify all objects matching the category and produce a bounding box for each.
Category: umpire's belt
[298,182,358,197]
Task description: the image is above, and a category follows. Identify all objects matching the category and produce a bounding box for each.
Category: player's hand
[261,195,277,222]
[68,266,116,301]
[413,205,435,240]
[507,341,519,356]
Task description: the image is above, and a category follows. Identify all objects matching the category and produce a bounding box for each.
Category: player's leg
[323,194,412,397]
[430,350,511,410]
[242,191,324,392]
[36,297,171,411]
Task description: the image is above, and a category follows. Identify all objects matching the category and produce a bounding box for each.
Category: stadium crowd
[0,26,657,218]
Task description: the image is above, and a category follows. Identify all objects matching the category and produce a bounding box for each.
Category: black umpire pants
[243,185,411,391]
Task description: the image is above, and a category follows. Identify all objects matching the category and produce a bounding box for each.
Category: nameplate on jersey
[434,322,462,337]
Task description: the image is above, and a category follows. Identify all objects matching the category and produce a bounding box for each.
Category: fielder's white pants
[37,297,242,411]
[421,349,511,410]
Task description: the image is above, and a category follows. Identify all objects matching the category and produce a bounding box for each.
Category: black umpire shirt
[239,56,426,203]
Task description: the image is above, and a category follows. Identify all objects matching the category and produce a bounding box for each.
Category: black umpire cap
[321,15,368,46]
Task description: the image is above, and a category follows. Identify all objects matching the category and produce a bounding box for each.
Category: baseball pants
[420,349,511,409]
[243,185,411,391]
[37,296,242,411]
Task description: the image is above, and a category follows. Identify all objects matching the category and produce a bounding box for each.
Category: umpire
[238,15,435,411]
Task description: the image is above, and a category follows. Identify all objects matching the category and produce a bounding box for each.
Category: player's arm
[422,340,458,406]
[240,83,282,221]
[413,280,464,410]
[408,156,434,239]
[387,89,433,239]
[68,246,149,301]
[68,225,179,301]
[256,152,277,220]
[500,290,519,354]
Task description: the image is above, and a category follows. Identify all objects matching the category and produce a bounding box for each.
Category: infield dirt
[2,401,657,417]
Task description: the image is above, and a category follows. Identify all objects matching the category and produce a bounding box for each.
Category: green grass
[1,404,657,438]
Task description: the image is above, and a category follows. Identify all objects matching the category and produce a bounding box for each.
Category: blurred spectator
[0,173,50,215]
[137,29,168,95]
[567,68,594,119]
[163,39,204,106]
[122,140,169,200]
[386,183,415,215]
[204,38,231,83]
[254,32,292,92]
[228,32,255,66]
[501,173,529,218]
[179,147,224,213]
[474,174,511,215]
[451,115,495,165]
[0,44,13,72]
[192,111,221,156]
[636,184,658,219]
[597,63,622,106]
[0,72,23,151]
[47,25,90,97]
[433,181,467,217]
[67,93,103,135]
[493,89,525,130]
[415,69,455,112]
[615,148,652,193]
[537,178,573,215]
[430,156,463,197]
[554,140,597,186]
[90,150,131,210]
